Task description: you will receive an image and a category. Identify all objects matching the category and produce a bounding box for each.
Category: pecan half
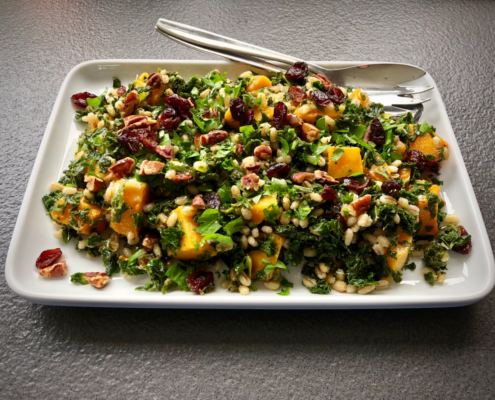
[291,172,315,184]
[192,194,206,209]
[146,73,162,89]
[137,129,158,150]
[108,157,135,178]
[123,115,149,130]
[254,145,272,160]
[199,130,228,145]
[142,234,159,251]
[241,173,260,191]
[121,90,140,117]
[349,194,372,216]
[155,145,175,160]
[39,261,67,278]
[301,123,321,143]
[314,170,339,185]
[241,158,261,174]
[172,172,194,184]
[286,113,303,127]
[235,144,244,155]
[139,160,165,176]
[84,175,105,192]
[84,272,110,289]
[314,73,333,91]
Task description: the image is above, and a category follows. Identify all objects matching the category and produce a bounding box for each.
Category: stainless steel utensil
[156,18,432,107]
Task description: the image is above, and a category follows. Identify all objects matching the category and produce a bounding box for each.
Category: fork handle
[155,19,323,71]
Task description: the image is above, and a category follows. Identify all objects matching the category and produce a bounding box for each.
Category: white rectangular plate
[6,59,495,308]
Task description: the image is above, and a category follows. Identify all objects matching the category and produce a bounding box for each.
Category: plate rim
[5,59,495,309]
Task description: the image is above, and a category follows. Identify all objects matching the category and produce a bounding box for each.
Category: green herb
[112,77,121,89]
[258,234,277,257]
[277,287,290,296]
[263,204,280,223]
[279,137,290,157]
[262,259,288,275]
[159,226,185,255]
[196,209,222,235]
[165,264,192,292]
[330,148,345,164]
[309,280,331,294]
[70,273,89,285]
[111,185,131,223]
[223,218,245,235]
[424,272,436,286]
[437,224,471,249]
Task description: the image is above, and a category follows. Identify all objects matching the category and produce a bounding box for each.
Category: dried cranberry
[405,150,427,170]
[203,107,211,118]
[381,179,402,195]
[116,86,127,96]
[453,225,473,255]
[205,193,221,210]
[243,108,255,126]
[369,117,386,146]
[327,86,345,105]
[136,129,158,150]
[321,185,338,201]
[285,61,308,83]
[158,107,181,131]
[186,270,215,294]
[166,94,191,112]
[310,90,332,106]
[70,92,97,108]
[36,248,62,269]
[273,102,288,130]
[116,129,140,154]
[343,174,372,191]
[288,86,307,102]
[230,97,247,122]
[266,163,291,179]
[179,107,193,120]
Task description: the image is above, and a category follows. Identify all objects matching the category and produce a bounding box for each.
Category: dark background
[1,0,494,398]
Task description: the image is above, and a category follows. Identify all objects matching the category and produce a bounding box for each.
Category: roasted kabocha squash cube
[386,228,412,272]
[408,126,448,167]
[399,167,412,186]
[364,153,392,183]
[294,101,343,124]
[166,206,217,260]
[224,108,241,130]
[327,147,363,178]
[106,179,150,239]
[417,183,441,236]
[248,233,285,278]
[51,196,107,235]
[250,196,279,225]
[246,75,272,92]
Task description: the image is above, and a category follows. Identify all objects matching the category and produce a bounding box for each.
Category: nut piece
[84,175,105,192]
[108,157,135,179]
[139,160,165,176]
[235,144,244,155]
[155,144,175,160]
[253,145,273,160]
[314,170,339,184]
[121,90,140,117]
[199,130,228,145]
[349,194,372,216]
[291,172,315,184]
[39,261,67,278]
[241,173,260,191]
[123,115,149,130]
[172,172,194,184]
[286,113,303,127]
[241,160,261,174]
[142,233,159,251]
[314,73,333,91]
[301,123,321,143]
[192,194,206,209]
[146,72,162,89]
[83,272,110,289]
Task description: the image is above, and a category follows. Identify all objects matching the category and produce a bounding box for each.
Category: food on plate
[41,63,471,295]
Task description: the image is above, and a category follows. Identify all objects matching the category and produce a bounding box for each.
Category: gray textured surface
[1,0,494,398]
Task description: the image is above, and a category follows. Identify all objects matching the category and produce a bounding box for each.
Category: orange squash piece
[52,196,107,235]
[248,233,285,278]
[250,196,279,225]
[294,102,342,124]
[109,179,150,239]
[246,75,272,92]
[349,88,371,108]
[399,167,412,185]
[417,183,441,236]
[327,147,363,178]
[224,108,241,130]
[166,206,217,260]
[364,154,391,183]
[147,89,165,106]
[254,105,274,122]
[386,228,412,272]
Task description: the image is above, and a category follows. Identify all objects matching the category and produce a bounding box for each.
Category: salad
[39,61,472,295]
